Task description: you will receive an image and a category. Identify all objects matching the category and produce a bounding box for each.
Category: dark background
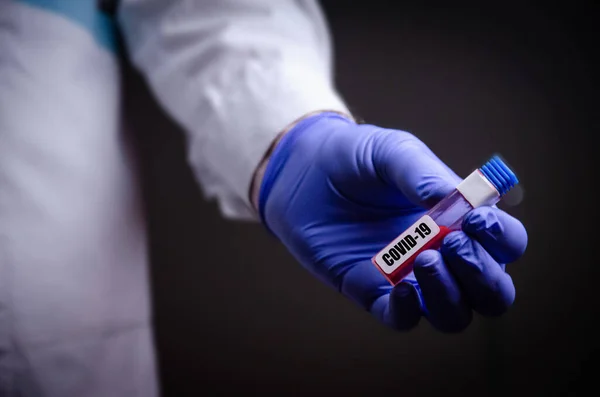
[121,2,599,396]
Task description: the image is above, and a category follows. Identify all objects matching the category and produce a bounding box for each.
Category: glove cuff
[257,111,354,234]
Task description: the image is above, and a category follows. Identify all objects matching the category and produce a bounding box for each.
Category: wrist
[249,109,355,213]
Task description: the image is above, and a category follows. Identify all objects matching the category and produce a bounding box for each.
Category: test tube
[371,155,519,285]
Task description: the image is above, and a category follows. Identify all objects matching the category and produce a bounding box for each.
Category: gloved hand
[257,112,527,332]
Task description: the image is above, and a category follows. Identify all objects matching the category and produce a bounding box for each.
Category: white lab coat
[0,0,347,395]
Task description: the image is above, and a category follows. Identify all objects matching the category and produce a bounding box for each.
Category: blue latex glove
[258,112,527,332]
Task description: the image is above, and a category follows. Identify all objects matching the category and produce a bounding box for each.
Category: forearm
[118,0,350,220]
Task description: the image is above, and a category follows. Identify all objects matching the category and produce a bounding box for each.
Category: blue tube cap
[479,155,519,196]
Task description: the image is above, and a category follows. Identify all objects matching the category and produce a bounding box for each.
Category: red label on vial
[372,215,452,285]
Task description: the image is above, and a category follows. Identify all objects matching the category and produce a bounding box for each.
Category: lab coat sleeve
[117,0,350,220]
